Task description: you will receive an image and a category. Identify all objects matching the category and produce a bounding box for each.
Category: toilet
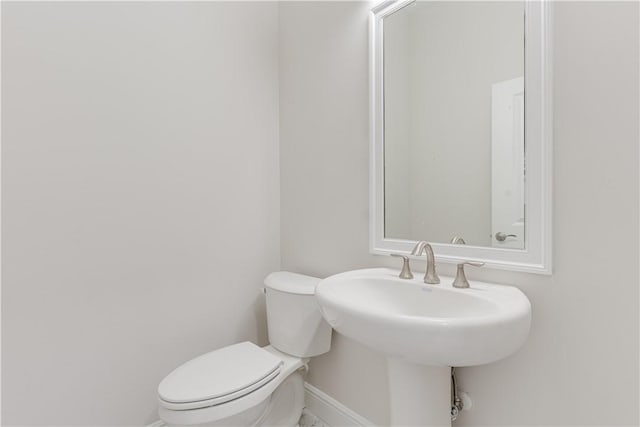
[157,271,332,426]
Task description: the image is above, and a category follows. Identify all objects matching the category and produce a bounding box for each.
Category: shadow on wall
[250,292,269,347]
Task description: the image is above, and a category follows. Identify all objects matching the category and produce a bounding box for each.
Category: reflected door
[492,76,525,249]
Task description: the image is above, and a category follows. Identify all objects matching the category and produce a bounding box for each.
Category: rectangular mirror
[370,0,552,273]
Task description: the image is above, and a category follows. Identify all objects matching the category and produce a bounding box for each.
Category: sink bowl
[315,268,531,367]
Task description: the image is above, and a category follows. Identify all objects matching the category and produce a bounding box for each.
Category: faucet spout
[411,241,440,284]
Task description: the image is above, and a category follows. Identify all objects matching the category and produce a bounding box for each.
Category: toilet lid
[264,271,320,295]
[158,342,283,407]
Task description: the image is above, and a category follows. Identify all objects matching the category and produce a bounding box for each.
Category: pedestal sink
[315,268,531,426]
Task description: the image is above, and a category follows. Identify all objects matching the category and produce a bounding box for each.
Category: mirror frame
[369,0,553,274]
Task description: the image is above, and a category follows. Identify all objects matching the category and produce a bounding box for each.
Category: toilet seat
[158,342,283,411]
[158,345,306,426]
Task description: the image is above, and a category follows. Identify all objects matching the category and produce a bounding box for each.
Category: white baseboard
[147,383,374,427]
[304,382,376,427]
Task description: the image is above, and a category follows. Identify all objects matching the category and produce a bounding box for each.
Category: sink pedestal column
[387,358,451,427]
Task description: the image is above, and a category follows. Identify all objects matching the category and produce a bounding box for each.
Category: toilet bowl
[157,272,332,426]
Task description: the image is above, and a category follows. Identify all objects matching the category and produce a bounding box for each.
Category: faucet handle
[391,253,413,279]
[450,236,466,244]
[462,261,484,268]
[452,261,485,288]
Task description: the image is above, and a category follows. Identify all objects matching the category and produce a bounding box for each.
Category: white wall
[1,2,279,425]
[279,5,391,423]
[280,1,639,426]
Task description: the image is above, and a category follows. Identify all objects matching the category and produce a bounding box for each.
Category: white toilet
[157,272,332,426]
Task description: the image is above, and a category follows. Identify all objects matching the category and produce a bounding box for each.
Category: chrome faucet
[411,241,440,284]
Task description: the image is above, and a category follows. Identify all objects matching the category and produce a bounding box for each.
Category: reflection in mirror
[383,1,525,249]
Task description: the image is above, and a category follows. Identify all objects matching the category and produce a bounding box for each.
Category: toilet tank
[264,272,332,358]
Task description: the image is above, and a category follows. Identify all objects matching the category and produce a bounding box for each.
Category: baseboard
[147,383,374,427]
[304,382,376,427]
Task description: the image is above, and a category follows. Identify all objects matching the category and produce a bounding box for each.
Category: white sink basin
[315,268,531,367]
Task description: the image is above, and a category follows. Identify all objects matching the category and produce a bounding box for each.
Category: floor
[299,409,329,427]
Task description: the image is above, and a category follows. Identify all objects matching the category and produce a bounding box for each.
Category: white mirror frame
[369,0,553,274]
